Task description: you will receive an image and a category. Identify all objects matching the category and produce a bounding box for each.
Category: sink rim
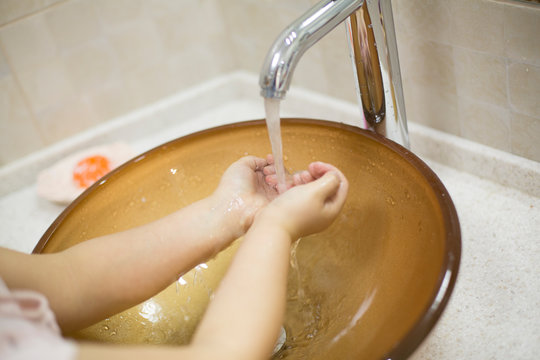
[33,118,461,359]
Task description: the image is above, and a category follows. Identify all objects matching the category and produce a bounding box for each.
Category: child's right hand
[258,161,348,240]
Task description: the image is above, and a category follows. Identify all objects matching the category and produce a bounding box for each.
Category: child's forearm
[192,216,292,360]
[0,194,244,333]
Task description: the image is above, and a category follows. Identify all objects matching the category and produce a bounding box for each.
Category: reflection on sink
[35,119,460,359]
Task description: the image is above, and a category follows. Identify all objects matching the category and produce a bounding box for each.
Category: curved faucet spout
[259,0,409,148]
[259,0,364,99]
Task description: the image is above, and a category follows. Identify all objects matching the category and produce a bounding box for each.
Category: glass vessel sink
[35,119,461,359]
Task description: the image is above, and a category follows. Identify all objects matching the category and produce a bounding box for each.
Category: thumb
[312,171,341,202]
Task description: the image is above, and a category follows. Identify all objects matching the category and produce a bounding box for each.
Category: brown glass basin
[34,119,460,359]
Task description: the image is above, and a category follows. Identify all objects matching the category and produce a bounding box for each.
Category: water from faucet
[264,98,287,191]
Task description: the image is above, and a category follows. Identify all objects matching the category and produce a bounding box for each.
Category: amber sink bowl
[35,119,460,359]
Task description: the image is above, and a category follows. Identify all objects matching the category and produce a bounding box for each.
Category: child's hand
[212,156,279,236]
[258,161,348,240]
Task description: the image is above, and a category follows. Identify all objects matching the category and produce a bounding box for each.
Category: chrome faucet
[259,0,409,148]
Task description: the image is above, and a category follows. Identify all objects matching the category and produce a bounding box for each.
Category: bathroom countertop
[1,72,538,359]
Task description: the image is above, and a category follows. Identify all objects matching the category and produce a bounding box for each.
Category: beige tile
[450,0,505,56]
[17,58,73,114]
[44,0,102,51]
[35,97,99,144]
[168,38,236,88]
[459,97,511,152]
[508,62,540,118]
[108,20,164,74]
[398,37,456,94]
[0,0,63,26]
[504,2,540,66]
[0,76,45,164]
[151,0,227,59]
[125,35,235,108]
[0,14,57,72]
[403,82,461,135]
[454,47,507,106]
[392,0,453,44]
[510,112,540,162]
[92,0,144,30]
[63,39,118,94]
[0,48,10,78]
[219,0,300,72]
[89,80,136,122]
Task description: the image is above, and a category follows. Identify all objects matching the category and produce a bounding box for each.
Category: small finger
[241,156,267,171]
[300,170,314,183]
[266,154,275,165]
[308,161,334,179]
[265,174,278,186]
[263,164,276,176]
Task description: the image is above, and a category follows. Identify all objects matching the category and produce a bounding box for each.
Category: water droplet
[103,325,109,331]
[386,196,396,206]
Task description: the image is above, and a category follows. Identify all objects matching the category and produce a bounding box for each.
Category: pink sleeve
[0,278,78,360]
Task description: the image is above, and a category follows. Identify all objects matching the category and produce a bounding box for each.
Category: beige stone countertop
[1,72,538,359]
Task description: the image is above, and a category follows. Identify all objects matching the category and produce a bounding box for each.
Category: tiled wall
[392,0,540,161]
[0,0,539,165]
[0,0,235,165]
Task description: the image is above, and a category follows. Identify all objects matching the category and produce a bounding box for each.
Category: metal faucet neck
[259,0,409,148]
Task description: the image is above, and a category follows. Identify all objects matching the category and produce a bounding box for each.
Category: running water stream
[265,98,322,358]
[264,98,287,191]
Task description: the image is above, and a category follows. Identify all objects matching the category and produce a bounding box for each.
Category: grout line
[0,38,48,147]
[0,0,71,29]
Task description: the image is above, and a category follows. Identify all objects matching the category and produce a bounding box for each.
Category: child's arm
[78,161,348,360]
[191,161,349,359]
[0,156,277,333]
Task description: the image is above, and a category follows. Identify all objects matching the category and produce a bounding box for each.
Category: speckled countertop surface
[1,73,538,359]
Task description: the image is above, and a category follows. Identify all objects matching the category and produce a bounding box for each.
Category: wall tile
[392,0,453,44]
[508,62,540,117]
[89,80,135,122]
[0,80,43,164]
[93,0,144,30]
[398,36,456,94]
[454,47,508,106]
[35,97,99,144]
[16,58,73,114]
[218,0,298,72]
[0,69,45,165]
[0,0,64,26]
[108,20,164,75]
[44,0,102,51]
[403,82,461,135]
[510,112,540,162]
[450,0,505,56]
[504,2,540,66]
[0,14,57,72]
[459,98,511,151]
[63,39,119,95]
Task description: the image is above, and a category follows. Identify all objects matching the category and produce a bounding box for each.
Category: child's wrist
[207,194,249,240]
[252,208,296,242]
